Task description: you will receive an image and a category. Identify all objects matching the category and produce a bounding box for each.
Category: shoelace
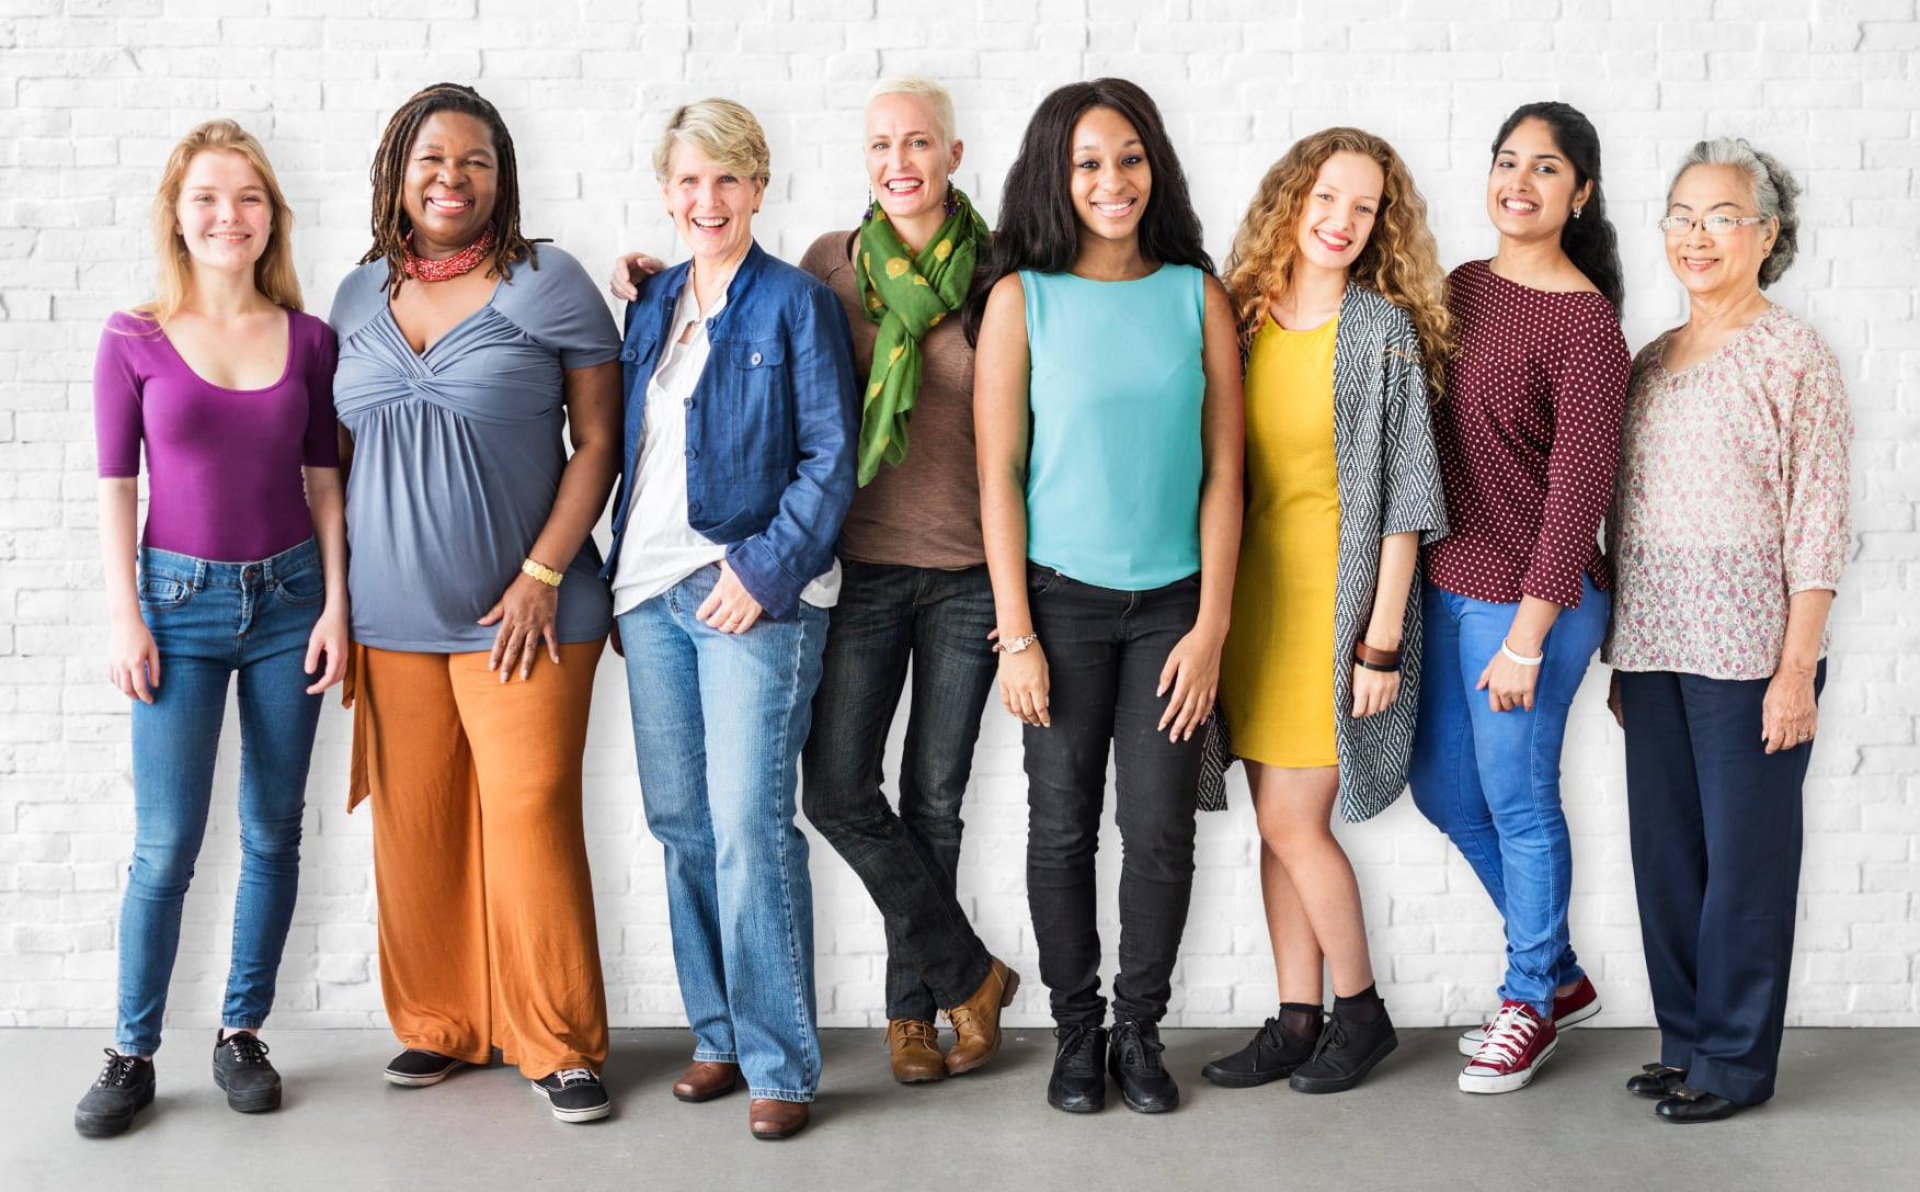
[1472,1005,1538,1068]
[893,1020,939,1047]
[96,1049,145,1088]
[1305,1014,1348,1065]
[1055,1026,1102,1075]
[223,1033,271,1066]
[551,1067,599,1088]
[1113,1022,1166,1074]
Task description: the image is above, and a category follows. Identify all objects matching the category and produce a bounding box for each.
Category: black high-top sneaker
[1108,1019,1179,1113]
[74,1050,156,1138]
[213,1030,282,1113]
[1046,1024,1109,1113]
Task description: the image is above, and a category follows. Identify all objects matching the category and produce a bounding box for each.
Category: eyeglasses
[1656,214,1770,235]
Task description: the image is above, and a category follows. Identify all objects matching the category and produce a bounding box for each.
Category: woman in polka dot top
[1405,102,1631,1097]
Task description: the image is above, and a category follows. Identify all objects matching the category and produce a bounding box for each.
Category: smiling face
[1665,163,1777,301]
[865,91,962,224]
[1068,105,1152,246]
[174,150,273,276]
[401,111,498,254]
[662,139,764,269]
[1295,151,1384,277]
[1486,117,1591,245]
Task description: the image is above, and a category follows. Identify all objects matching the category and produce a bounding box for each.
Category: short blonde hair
[653,99,770,183]
[865,76,958,146]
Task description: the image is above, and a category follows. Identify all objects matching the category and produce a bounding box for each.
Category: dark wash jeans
[1023,566,1204,1029]
[801,561,998,1022]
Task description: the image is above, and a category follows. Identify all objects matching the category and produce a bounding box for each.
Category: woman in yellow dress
[1200,128,1451,1095]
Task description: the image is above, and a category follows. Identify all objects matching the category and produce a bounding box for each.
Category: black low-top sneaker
[74,1050,155,1138]
[531,1067,611,1123]
[1109,1019,1179,1114]
[212,1031,282,1113]
[1201,1016,1317,1088]
[1289,1006,1399,1094]
[1046,1025,1108,1114]
[383,1049,464,1087]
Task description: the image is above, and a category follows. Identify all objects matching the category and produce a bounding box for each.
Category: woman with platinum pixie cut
[1604,136,1851,1124]
[603,98,858,1141]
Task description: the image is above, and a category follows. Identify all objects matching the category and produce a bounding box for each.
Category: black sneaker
[1201,1015,1318,1088]
[1108,1019,1179,1113]
[1046,1025,1108,1114]
[383,1049,464,1087]
[74,1050,155,1138]
[531,1067,611,1123]
[212,1031,282,1113]
[1288,1005,1398,1094]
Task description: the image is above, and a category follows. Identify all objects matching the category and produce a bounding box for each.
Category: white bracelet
[1500,640,1544,667]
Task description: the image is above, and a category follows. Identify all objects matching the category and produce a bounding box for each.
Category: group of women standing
[77,73,1852,1142]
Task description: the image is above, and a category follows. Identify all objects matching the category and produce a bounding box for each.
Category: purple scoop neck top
[93,308,341,562]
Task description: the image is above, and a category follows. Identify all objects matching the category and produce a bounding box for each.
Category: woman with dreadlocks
[327,83,623,1123]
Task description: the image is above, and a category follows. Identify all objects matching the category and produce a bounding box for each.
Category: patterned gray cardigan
[1199,283,1448,822]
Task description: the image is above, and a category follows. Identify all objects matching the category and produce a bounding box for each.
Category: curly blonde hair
[1224,128,1452,398]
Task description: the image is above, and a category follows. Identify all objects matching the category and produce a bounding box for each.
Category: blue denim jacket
[603,241,859,621]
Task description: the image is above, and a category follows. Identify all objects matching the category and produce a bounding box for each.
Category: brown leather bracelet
[1353,640,1402,671]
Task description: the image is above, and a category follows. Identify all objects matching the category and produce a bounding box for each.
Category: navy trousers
[1617,664,1824,1106]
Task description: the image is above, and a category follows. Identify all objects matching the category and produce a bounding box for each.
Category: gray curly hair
[1668,137,1802,288]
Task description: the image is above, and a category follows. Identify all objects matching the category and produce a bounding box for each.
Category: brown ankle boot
[944,957,1020,1076]
[887,1018,946,1084]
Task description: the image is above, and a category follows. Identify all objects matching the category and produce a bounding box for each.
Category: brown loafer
[887,1018,947,1084]
[749,1097,809,1140]
[672,1060,740,1103]
[945,956,1021,1076]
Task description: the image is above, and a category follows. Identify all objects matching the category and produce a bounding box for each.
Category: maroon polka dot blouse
[1426,260,1631,609]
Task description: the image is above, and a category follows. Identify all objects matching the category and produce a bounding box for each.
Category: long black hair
[964,78,1212,344]
[1491,100,1624,318]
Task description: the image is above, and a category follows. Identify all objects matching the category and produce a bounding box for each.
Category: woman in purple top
[77,120,348,1140]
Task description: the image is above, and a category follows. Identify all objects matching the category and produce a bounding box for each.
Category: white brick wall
[2,0,1915,1034]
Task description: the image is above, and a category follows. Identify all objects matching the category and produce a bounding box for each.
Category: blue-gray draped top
[329,243,622,653]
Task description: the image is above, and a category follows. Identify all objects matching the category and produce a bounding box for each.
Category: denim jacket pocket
[723,338,796,473]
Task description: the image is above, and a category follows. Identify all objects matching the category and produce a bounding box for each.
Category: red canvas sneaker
[1458,975,1598,1056]
[1458,1000,1557,1094]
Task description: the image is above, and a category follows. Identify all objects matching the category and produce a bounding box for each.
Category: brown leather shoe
[749,1097,809,1140]
[887,1018,947,1084]
[672,1060,739,1103]
[945,957,1021,1076]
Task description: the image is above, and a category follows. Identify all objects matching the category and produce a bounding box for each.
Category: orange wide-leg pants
[346,642,609,1077]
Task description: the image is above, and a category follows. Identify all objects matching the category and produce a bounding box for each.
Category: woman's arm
[1156,275,1245,740]
[974,273,1048,727]
[98,477,159,703]
[301,465,349,693]
[1353,531,1418,718]
[1761,589,1834,753]
[480,359,622,680]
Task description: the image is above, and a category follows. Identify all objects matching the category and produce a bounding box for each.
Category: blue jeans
[800,562,997,1023]
[618,564,829,1102]
[117,539,325,1057]
[1407,573,1609,1018]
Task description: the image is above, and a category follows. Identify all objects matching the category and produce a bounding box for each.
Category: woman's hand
[1761,665,1819,753]
[1478,644,1540,713]
[697,561,763,634]
[998,644,1050,727]
[1606,671,1625,728]
[609,252,668,302]
[1158,625,1225,742]
[303,604,350,695]
[108,612,160,704]
[479,572,562,682]
[1351,664,1402,719]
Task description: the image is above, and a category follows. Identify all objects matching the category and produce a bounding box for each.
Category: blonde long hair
[134,119,302,326]
[1224,128,1451,398]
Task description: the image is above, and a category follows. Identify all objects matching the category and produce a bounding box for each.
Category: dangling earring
[944,176,960,219]
[1572,205,1584,220]
[863,188,876,223]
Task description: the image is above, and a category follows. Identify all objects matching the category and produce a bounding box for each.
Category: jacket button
[750,351,763,366]
[688,502,701,515]
[683,398,693,409]
[620,347,637,362]
[685,448,697,460]
[705,318,716,332]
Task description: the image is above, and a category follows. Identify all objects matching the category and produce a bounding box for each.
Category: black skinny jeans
[801,561,998,1022]
[1023,566,1204,1029]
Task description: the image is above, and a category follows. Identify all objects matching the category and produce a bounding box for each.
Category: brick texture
[1,0,1915,1033]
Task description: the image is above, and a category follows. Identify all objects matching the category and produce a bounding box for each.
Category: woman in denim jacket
[602,99,858,1142]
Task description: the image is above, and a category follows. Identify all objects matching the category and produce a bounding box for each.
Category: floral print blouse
[1604,304,1852,680]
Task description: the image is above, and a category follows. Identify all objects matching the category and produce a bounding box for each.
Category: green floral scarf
[852,186,988,486]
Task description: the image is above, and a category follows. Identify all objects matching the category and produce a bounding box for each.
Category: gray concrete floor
[3,1027,1914,1191]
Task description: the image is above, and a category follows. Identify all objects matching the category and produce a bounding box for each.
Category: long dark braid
[359,82,543,295]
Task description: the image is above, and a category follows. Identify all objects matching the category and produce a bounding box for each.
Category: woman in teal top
[971,78,1244,1117]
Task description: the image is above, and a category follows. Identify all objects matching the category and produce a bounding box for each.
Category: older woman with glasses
[1605,137,1852,1124]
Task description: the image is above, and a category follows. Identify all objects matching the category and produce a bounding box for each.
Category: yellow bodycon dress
[1221,315,1340,768]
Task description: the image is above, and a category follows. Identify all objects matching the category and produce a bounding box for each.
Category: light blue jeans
[618,564,828,1102]
[1407,573,1609,1019]
[118,539,325,1057]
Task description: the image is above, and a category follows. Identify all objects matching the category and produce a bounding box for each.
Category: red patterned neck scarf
[403,225,496,282]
